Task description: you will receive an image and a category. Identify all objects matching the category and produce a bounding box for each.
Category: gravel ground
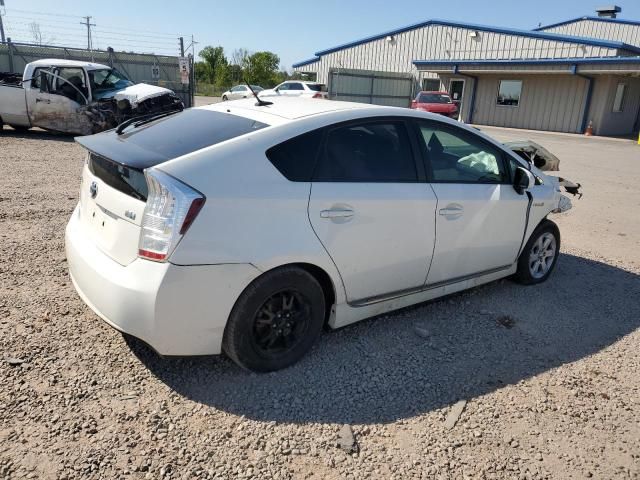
[1,126,639,480]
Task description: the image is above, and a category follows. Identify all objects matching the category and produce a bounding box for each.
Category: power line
[5,8,184,37]
[4,7,81,18]
[2,7,186,56]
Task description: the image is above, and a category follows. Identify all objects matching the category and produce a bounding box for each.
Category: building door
[328,68,414,107]
[449,79,465,119]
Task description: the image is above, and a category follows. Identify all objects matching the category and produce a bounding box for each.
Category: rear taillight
[138,169,205,262]
[312,92,324,99]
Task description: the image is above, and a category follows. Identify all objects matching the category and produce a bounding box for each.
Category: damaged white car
[66,98,581,372]
[0,59,183,135]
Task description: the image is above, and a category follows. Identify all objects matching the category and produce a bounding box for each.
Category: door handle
[439,205,464,216]
[320,209,354,219]
[36,97,51,104]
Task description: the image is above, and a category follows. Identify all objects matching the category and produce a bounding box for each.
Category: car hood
[504,140,560,172]
[96,83,175,107]
[416,103,457,112]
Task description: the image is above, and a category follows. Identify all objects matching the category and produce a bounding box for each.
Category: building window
[612,83,626,113]
[423,79,441,91]
[497,80,522,107]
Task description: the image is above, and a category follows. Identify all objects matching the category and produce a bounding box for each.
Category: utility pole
[0,0,7,44]
[80,16,96,51]
[186,34,198,57]
[179,36,184,56]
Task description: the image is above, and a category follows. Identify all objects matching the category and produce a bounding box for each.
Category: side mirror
[513,166,535,195]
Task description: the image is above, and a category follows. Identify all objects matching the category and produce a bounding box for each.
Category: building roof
[413,57,640,67]
[534,16,640,31]
[292,18,640,67]
[292,57,321,68]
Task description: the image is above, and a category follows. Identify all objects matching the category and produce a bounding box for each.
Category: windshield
[89,68,133,92]
[251,85,263,91]
[418,93,452,104]
[307,84,326,92]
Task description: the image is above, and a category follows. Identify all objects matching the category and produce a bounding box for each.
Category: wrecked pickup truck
[0,59,183,135]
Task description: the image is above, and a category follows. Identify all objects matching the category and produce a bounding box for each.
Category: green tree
[198,46,228,86]
[244,51,281,87]
[194,61,209,84]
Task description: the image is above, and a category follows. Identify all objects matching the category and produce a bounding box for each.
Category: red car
[410,91,459,118]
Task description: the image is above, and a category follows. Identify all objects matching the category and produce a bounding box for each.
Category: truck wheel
[514,220,561,285]
[223,266,325,372]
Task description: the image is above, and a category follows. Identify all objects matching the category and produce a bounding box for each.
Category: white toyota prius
[65,97,575,372]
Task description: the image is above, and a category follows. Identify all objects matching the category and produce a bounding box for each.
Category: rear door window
[313,120,418,182]
[307,84,326,92]
[266,129,324,181]
[288,83,305,91]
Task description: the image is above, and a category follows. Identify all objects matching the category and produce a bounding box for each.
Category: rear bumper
[65,205,261,356]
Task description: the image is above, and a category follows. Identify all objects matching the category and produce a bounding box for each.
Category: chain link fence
[0,40,194,107]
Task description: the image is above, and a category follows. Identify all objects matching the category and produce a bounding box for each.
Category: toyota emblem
[89,181,98,199]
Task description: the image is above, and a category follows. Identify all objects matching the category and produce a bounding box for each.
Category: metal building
[293,8,640,136]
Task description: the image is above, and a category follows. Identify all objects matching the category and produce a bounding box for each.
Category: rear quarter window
[266,130,324,181]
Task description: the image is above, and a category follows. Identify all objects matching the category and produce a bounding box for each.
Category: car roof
[200,97,376,123]
[28,59,110,70]
[282,80,322,85]
[418,91,450,95]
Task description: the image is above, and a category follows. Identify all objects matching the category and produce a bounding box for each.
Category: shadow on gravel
[127,253,640,424]
[0,128,75,142]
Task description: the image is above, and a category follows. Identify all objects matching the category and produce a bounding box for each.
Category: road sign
[151,63,160,80]
[179,57,189,85]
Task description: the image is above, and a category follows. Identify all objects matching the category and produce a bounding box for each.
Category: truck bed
[0,72,23,86]
[0,74,30,128]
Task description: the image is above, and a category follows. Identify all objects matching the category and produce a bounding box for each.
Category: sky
[3,0,640,70]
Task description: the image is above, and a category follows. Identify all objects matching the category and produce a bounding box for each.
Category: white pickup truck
[0,59,183,135]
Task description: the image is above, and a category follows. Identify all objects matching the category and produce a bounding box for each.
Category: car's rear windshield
[80,109,269,200]
[418,93,452,104]
[307,84,327,92]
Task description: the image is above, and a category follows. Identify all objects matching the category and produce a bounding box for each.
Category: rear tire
[514,219,560,285]
[223,266,325,372]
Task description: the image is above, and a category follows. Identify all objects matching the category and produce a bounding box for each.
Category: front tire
[514,219,560,285]
[223,266,325,372]
[222,95,228,101]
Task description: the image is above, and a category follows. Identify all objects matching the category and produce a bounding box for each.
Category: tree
[29,22,51,46]
[244,51,280,87]
[198,46,228,86]
[231,48,250,68]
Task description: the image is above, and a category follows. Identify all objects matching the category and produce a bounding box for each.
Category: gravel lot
[1,126,639,480]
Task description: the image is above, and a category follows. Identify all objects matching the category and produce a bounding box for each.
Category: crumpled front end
[541,174,577,214]
[80,85,183,135]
